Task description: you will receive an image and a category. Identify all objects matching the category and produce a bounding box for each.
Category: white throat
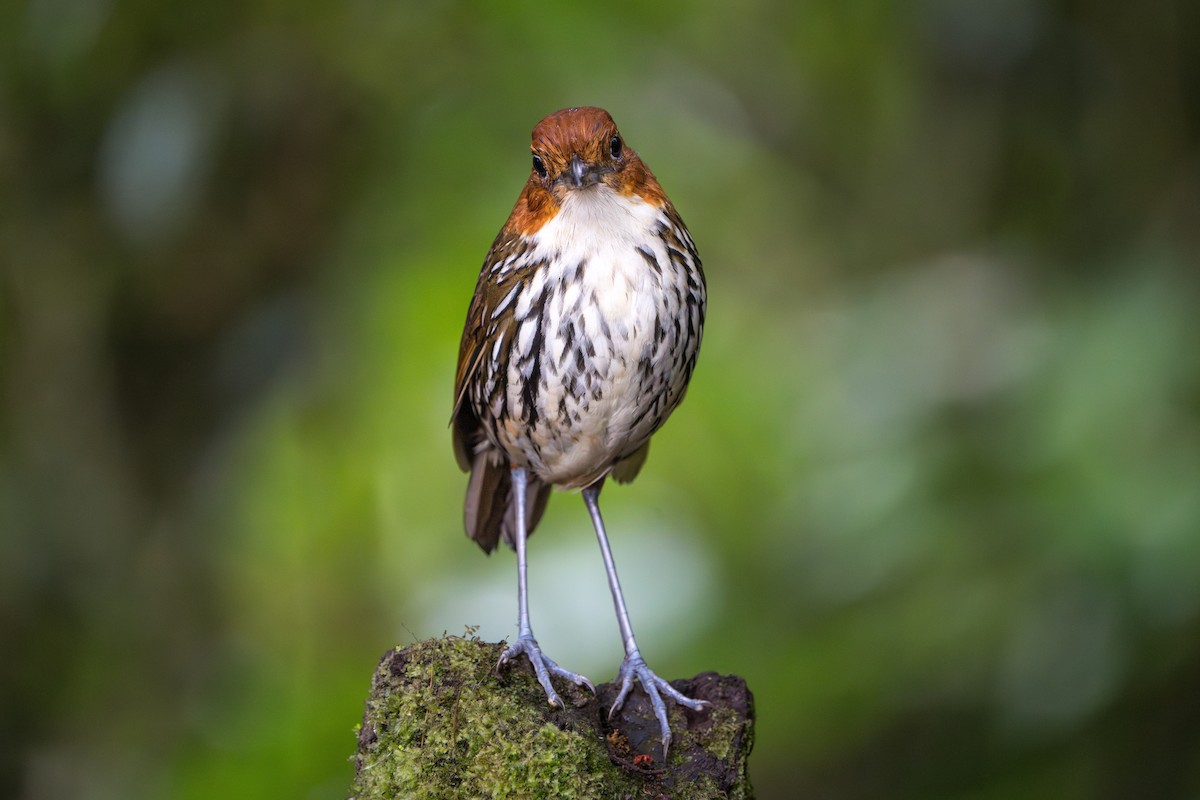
[538,186,659,257]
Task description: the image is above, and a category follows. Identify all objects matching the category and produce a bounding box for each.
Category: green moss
[352,636,755,799]
[351,636,641,800]
[699,706,742,761]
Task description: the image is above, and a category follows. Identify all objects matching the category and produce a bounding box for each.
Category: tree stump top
[351,636,754,799]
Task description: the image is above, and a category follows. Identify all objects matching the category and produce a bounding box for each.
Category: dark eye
[609,135,622,158]
[532,154,548,178]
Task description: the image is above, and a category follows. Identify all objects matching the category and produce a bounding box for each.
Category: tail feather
[463,452,507,552]
[611,441,650,484]
[464,452,551,553]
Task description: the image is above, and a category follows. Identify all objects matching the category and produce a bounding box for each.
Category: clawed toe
[497,636,594,707]
[608,653,709,757]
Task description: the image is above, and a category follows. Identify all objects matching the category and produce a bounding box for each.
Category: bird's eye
[532,154,548,178]
[609,135,622,158]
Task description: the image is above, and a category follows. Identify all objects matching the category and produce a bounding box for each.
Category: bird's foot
[497,635,594,708]
[608,652,710,757]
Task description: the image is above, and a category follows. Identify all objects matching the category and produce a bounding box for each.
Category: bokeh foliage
[2,0,1198,798]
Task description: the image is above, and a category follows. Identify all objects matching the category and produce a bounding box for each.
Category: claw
[497,635,594,707]
[608,653,710,758]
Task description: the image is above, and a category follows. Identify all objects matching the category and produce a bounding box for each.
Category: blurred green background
[3,0,1199,797]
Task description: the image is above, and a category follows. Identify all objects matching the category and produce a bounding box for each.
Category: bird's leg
[497,467,594,706]
[582,483,709,756]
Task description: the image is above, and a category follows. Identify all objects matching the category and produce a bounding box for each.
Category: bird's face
[528,106,628,195]
[504,106,669,236]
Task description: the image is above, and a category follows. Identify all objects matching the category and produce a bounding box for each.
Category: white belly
[489,186,700,486]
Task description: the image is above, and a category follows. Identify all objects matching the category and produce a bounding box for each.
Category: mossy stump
[351,636,754,799]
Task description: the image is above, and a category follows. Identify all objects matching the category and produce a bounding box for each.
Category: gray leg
[582,484,709,756]
[497,467,594,706]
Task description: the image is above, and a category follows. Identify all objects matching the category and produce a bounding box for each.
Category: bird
[451,106,708,754]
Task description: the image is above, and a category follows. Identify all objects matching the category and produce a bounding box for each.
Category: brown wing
[451,283,488,472]
[451,231,538,448]
[451,232,552,551]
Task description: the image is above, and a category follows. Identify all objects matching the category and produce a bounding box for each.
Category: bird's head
[504,107,669,235]
[529,106,628,192]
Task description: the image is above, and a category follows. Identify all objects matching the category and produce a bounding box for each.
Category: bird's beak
[565,154,600,188]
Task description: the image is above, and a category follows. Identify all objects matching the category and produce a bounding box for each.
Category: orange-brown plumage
[502,106,670,237]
